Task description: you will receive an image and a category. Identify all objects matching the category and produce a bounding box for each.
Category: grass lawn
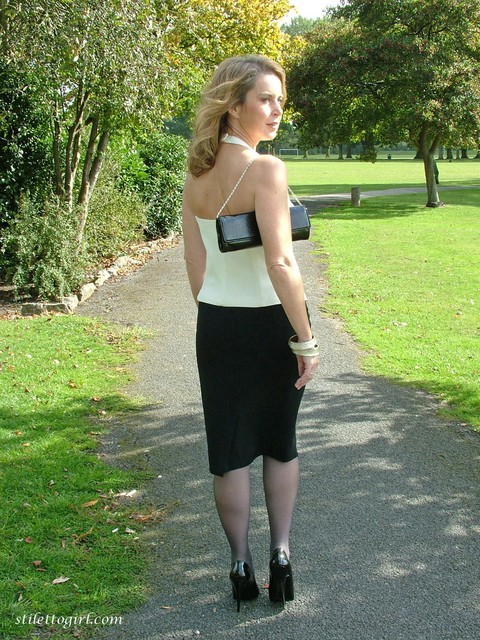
[285,157,480,196]
[0,315,153,639]
[312,189,480,429]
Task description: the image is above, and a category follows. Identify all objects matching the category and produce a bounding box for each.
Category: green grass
[284,157,480,196]
[312,189,480,429]
[0,315,153,639]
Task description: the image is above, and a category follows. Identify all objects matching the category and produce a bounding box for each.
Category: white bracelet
[288,335,319,357]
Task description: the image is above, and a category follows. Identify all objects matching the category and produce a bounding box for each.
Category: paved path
[78,228,480,639]
[301,184,480,212]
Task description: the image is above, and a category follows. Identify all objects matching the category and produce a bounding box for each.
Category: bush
[0,62,52,229]
[1,193,83,300]
[84,156,147,262]
[119,131,188,238]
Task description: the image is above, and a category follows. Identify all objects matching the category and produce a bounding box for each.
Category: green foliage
[1,194,83,301]
[119,132,188,238]
[288,0,480,162]
[281,14,322,36]
[0,61,52,227]
[1,0,293,263]
[85,156,147,262]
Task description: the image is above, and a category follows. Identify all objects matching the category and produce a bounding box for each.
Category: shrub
[0,62,52,229]
[119,132,188,238]
[84,156,147,262]
[1,193,83,300]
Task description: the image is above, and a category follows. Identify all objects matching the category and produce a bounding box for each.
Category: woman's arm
[182,176,206,305]
[254,156,311,340]
[254,156,318,389]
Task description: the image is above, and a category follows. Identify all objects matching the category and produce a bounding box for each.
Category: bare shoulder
[253,154,287,184]
[183,172,194,194]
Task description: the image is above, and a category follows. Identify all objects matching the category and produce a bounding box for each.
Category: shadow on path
[77,238,480,640]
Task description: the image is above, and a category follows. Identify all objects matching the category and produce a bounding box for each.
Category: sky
[286,0,342,20]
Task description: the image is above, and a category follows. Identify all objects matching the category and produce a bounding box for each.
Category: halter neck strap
[222,134,255,150]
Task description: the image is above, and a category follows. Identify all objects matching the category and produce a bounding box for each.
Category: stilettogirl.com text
[16,612,123,630]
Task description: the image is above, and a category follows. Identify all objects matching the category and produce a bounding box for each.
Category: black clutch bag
[216,204,311,253]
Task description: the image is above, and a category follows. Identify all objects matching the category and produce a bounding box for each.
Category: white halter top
[195,134,281,308]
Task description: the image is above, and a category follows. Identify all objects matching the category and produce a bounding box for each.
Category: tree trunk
[423,153,442,206]
[461,148,469,159]
[75,117,109,252]
[64,92,90,212]
[346,142,352,158]
[446,148,453,160]
[338,143,344,159]
[418,127,443,207]
[53,101,64,197]
[437,146,444,160]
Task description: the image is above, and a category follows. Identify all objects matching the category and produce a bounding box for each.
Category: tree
[281,15,322,37]
[288,0,480,207]
[1,0,291,252]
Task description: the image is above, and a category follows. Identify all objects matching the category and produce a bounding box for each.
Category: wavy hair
[188,55,286,177]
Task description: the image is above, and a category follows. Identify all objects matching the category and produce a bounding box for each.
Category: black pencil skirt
[196,302,305,476]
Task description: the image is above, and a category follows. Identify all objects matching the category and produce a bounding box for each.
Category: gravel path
[77,232,480,640]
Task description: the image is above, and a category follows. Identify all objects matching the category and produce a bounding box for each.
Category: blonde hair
[188,55,286,177]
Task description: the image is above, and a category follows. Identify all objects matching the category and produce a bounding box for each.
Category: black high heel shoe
[229,561,259,612]
[269,548,294,605]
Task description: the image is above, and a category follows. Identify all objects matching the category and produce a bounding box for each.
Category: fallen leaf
[91,396,101,402]
[125,527,136,535]
[61,539,66,549]
[81,499,98,508]
[32,560,42,567]
[48,480,55,488]
[52,576,70,584]
[22,443,30,447]
[72,527,94,544]
[24,537,33,543]
[68,380,78,388]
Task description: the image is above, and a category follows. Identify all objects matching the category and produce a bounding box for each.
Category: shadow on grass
[439,190,480,207]
[293,181,479,197]
[311,199,423,220]
[0,395,149,639]
[294,183,423,196]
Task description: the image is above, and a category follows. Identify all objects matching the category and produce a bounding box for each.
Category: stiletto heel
[229,561,259,612]
[269,548,294,605]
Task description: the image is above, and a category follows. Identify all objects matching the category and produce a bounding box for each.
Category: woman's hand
[295,354,319,390]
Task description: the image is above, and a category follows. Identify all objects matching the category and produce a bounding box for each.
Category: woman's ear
[228,103,241,119]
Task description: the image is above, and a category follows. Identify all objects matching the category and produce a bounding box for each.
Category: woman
[182,54,319,610]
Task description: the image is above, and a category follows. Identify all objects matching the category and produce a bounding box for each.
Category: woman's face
[230,73,284,145]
